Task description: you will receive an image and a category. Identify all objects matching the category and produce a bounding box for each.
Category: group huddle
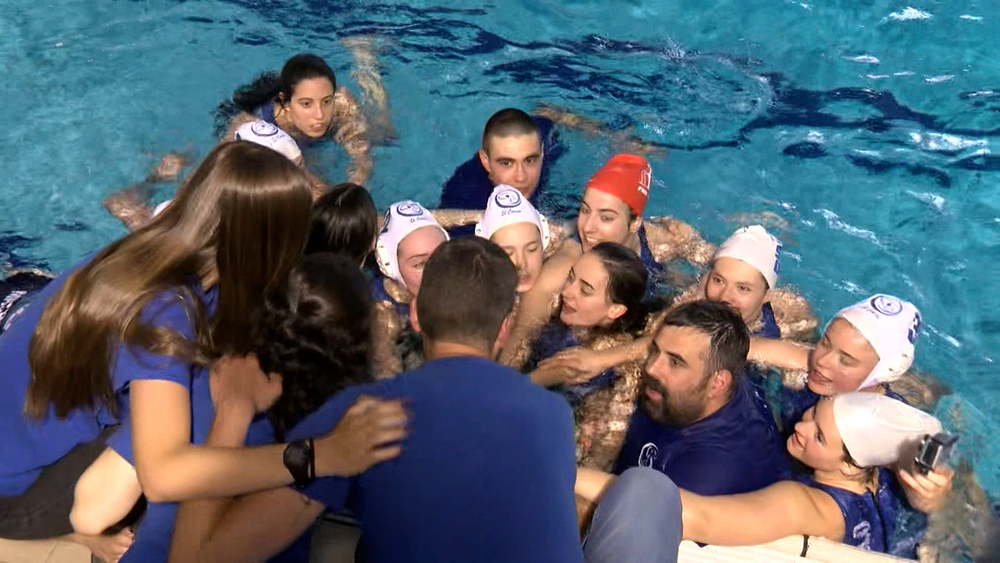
[0,51,956,563]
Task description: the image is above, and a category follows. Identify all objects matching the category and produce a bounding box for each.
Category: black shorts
[0,428,116,540]
[0,270,53,335]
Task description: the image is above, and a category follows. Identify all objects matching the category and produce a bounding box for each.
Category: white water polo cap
[833,294,922,389]
[375,201,449,286]
[475,185,550,250]
[714,225,782,289]
[833,392,942,468]
[234,120,302,163]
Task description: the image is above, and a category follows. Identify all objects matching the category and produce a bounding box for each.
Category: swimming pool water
[2,0,998,541]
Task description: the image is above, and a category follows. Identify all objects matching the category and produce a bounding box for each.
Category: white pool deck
[0,516,911,563]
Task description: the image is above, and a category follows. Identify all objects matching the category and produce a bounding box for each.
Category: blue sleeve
[106,290,203,464]
[285,385,378,510]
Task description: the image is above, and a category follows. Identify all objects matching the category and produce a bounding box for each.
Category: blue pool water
[1,0,998,534]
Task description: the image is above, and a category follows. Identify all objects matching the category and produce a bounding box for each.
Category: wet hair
[253,253,374,442]
[215,54,337,135]
[27,142,312,418]
[481,108,540,154]
[305,183,378,265]
[416,238,518,351]
[658,300,750,399]
[842,443,877,482]
[589,242,649,335]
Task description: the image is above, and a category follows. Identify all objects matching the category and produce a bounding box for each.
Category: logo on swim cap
[870,295,903,316]
[395,203,425,217]
[250,121,279,137]
[494,190,522,208]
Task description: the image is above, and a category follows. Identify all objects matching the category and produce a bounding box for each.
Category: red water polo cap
[585,154,652,216]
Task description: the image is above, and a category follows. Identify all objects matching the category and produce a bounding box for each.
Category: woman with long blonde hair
[0,142,402,561]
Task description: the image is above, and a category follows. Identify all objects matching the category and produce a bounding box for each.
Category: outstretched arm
[102,153,186,231]
[643,216,716,266]
[332,87,373,186]
[533,104,666,156]
[748,337,811,372]
[430,209,484,229]
[681,481,844,545]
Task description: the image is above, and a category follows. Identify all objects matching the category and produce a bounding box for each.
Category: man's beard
[638,374,707,427]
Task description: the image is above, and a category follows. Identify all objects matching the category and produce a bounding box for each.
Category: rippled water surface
[1,0,998,548]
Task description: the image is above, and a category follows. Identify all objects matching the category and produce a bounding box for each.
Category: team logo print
[395,202,425,217]
[637,164,652,195]
[638,443,658,468]
[494,190,522,208]
[250,121,279,137]
[870,295,903,316]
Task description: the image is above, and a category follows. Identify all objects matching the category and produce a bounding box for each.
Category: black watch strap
[283,439,315,489]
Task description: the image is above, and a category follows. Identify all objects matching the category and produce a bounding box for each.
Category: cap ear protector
[375,208,396,281]
[375,202,449,288]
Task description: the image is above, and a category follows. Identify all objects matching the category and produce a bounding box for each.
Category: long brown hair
[26,141,312,419]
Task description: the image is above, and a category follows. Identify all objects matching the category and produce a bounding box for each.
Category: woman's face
[491,222,544,294]
[576,189,637,252]
[786,400,848,472]
[701,257,769,324]
[807,318,879,396]
[396,226,447,296]
[559,252,625,328]
[285,77,335,138]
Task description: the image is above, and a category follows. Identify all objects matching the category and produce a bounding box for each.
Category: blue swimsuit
[798,468,900,553]
[524,321,616,407]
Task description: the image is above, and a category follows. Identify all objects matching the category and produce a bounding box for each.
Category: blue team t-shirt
[0,259,117,496]
[613,375,789,495]
[287,356,584,563]
[439,116,561,238]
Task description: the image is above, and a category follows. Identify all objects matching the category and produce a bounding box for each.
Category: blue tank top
[798,468,899,553]
[755,302,781,339]
[636,225,664,300]
[744,302,782,402]
[524,320,615,407]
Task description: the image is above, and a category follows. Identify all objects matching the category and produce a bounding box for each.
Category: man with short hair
[438,108,562,235]
[169,237,586,562]
[611,300,787,495]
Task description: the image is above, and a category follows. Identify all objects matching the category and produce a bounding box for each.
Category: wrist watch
[283,439,315,488]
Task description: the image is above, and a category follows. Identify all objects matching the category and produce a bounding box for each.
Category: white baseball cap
[475,185,550,250]
[833,392,942,468]
[714,225,782,289]
[234,120,302,163]
[375,201,449,287]
[832,294,922,389]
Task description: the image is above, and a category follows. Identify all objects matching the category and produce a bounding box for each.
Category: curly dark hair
[252,252,374,441]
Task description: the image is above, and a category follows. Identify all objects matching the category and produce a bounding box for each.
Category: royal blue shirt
[288,356,584,563]
[0,259,118,496]
[439,116,561,238]
[613,376,788,495]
